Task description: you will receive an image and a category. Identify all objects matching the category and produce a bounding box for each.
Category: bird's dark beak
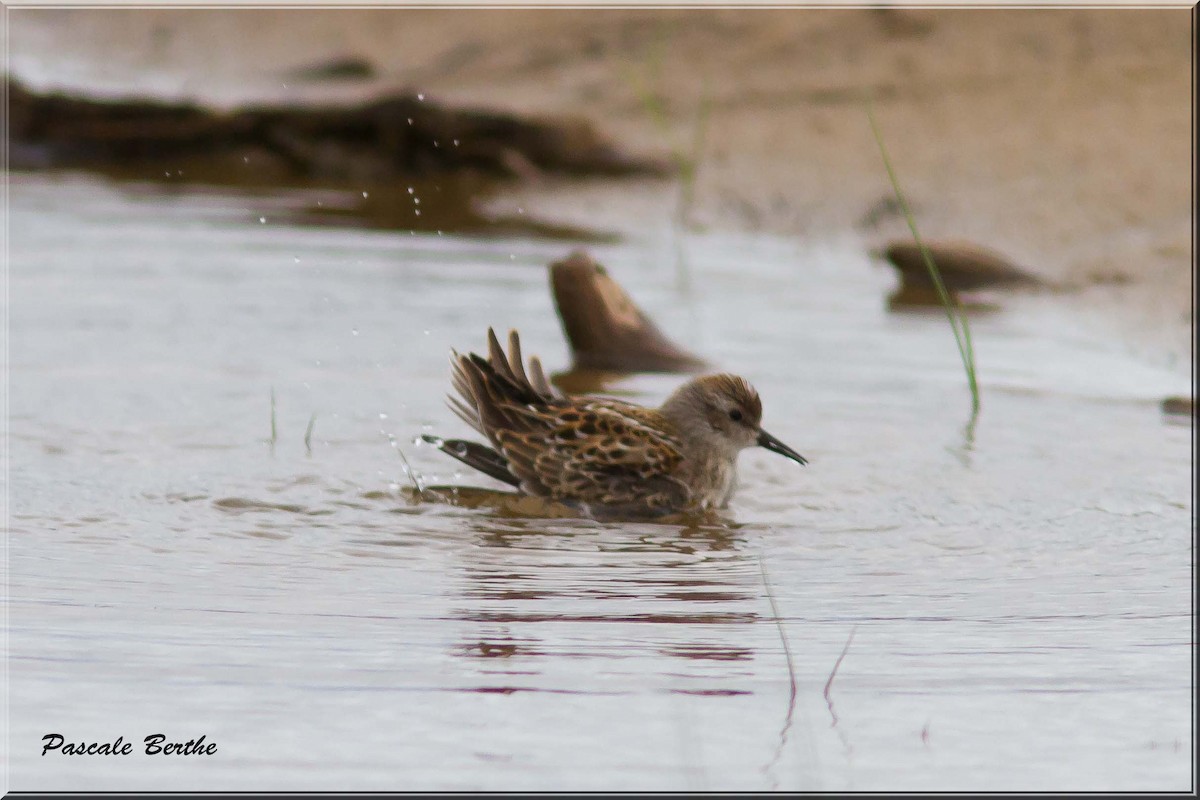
[757,428,808,466]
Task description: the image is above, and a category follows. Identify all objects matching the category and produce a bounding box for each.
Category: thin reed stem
[759,556,798,709]
[824,626,857,728]
[866,100,981,416]
[625,37,710,296]
[269,387,277,448]
[758,555,797,789]
[390,436,424,498]
[304,413,316,455]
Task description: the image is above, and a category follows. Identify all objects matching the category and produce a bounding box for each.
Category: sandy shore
[7,7,1193,366]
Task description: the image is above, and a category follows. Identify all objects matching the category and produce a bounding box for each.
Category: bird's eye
[728,409,743,422]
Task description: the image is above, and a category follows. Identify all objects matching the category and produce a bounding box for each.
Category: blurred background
[5,6,1193,793]
[8,7,1193,357]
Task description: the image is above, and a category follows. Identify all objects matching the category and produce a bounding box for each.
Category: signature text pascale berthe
[41,734,217,756]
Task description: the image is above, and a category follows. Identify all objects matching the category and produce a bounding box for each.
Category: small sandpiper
[423,329,808,517]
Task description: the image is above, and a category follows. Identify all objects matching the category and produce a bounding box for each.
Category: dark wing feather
[436,328,563,489]
[421,435,520,487]
[448,328,559,442]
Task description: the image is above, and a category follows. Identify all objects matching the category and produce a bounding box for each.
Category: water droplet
[407,117,413,125]
[259,216,267,224]
[362,191,369,198]
[509,254,515,260]
[414,198,420,205]
[351,328,360,336]
[423,329,430,336]
[243,156,250,164]
[407,187,415,195]
[415,210,421,216]
[293,257,300,264]
[379,413,389,420]
[452,139,459,146]
[417,93,425,101]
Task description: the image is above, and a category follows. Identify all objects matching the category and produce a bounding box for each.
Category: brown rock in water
[7,77,671,181]
[549,251,707,374]
[883,240,1046,291]
[1160,396,1194,417]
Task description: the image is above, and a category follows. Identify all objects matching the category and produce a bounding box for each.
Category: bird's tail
[447,328,558,444]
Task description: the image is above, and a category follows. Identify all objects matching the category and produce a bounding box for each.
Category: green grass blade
[304,412,316,454]
[866,100,981,414]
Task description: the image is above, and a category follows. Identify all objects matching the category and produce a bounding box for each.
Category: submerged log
[7,77,672,181]
[880,239,1046,311]
[549,251,707,375]
[1161,396,1194,417]
[882,240,1046,292]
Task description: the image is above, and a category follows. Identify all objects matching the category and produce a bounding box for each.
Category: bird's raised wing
[449,328,559,443]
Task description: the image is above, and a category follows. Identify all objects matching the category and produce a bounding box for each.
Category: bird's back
[442,329,693,513]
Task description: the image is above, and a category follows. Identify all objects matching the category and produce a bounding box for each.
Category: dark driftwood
[1161,396,1194,417]
[8,77,671,181]
[883,240,1046,291]
[549,251,707,374]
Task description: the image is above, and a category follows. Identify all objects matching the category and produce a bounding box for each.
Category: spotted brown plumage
[423,328,807,516]
[494,401,690,511]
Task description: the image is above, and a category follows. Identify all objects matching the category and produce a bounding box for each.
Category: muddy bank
[8,78,669,180]
[7,76,667,238]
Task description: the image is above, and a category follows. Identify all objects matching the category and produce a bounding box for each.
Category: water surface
[7,174,1192,791]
